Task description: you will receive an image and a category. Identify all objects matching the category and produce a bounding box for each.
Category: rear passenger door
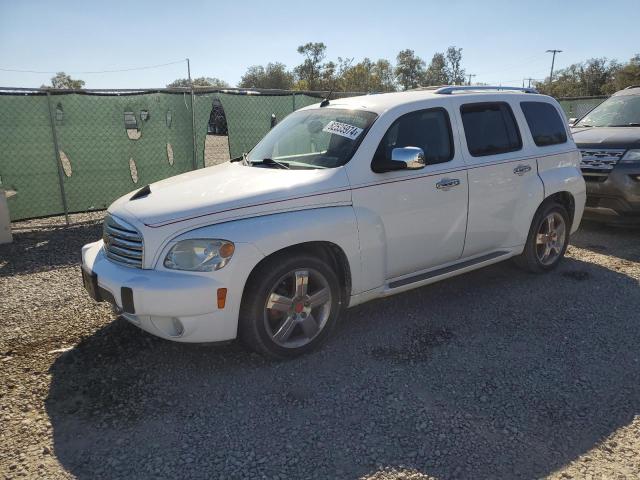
[453,99,543,257]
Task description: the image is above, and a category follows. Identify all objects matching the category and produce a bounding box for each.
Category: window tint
[520,101,567,146]
[373,108,453,166]
[460,102,522,156]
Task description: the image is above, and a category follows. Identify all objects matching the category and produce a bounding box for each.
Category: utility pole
[546,49,562,86]
[467,74,476,85]
[186,58,198,170]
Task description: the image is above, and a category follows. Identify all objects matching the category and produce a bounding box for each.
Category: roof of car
[304,87,550,114]
[613,86,640,96]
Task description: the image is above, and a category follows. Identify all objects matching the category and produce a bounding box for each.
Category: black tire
[514,202,571,273]
[239,252,344,359]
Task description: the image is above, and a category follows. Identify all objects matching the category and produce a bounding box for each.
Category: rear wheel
[514,202,570,273]
[239,253,343,359]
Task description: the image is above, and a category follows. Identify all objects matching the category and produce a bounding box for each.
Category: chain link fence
[0,87,363,223]
[557,96,608,120]
[0,88,608,224]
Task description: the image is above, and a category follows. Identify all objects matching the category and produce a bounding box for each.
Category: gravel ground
[1,214,639,479]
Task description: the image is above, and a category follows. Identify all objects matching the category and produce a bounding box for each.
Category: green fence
[0,88,356,221]
[557,96,607,120]
[1,88,599,222]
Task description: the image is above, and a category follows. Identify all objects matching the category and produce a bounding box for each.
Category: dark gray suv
[572,86,640,223]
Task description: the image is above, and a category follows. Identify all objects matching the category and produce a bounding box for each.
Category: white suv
[81,86,586,358]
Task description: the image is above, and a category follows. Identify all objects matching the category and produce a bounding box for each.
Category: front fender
[167,207,368,295]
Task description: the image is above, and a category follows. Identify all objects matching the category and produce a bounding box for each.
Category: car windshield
[246,108,378,169]
[575,95,640,127]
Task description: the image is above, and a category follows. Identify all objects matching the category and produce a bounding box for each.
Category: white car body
[81,88,586,343]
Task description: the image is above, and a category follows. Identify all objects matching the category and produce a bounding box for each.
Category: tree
[604,54,640,94]
[43,72,85,89]
[294,42,327,90]
[395,49,425,90]
[166,77,229,88]
[341,58,397,92]
[424,53,448,86]
[238,62,294,89]
[372,59,397,92]
[445,46,465,85]
[534,57,622,97]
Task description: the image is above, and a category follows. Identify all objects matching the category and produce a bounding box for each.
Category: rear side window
[520,101,567,146]
[373,108,454,166]
[460,102,522,156]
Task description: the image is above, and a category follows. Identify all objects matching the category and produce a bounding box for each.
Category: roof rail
[624,85,640,90]
[434,85,539,95]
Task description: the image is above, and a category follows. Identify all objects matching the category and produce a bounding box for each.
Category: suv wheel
[239,253,343,359]
[515,202,570,273]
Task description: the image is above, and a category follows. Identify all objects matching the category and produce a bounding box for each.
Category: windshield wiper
[608,123,640,127]
[250,158,290,169]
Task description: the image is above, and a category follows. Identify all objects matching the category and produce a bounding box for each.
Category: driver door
[349,105,468,281]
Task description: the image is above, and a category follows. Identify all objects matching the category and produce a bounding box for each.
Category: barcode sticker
[322,121,363,140]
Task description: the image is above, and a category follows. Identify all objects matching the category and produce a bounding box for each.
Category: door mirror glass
[391,146,425,169]
[372,147,425,173]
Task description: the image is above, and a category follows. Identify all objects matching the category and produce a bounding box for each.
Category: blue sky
[1,0,638,89]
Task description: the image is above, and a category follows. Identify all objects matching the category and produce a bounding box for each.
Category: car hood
[109,162,351,228]
[571,126,640,149]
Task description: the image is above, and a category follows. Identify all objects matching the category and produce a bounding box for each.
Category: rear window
[460,102,522,156]
[520,102,567,146]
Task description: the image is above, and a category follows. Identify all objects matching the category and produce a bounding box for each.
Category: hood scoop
[130,184,151,200]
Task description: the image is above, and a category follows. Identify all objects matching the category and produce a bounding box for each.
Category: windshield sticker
[322,121,364,140]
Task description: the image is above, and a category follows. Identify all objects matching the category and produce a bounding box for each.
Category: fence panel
[557,96,607,120]
[0,88,363,221]
[0,94,65,220]
[54,92,198,214]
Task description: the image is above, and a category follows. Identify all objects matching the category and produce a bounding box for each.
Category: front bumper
[81,240,262,342]
[582,163,640,223]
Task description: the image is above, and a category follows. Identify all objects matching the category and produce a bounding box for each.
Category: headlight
[164,239,235,271]
[620,149,640,163]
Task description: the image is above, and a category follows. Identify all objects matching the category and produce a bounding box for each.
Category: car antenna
[320,89,332,107]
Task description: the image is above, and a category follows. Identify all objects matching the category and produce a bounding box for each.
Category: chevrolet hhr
[82,86,586,358]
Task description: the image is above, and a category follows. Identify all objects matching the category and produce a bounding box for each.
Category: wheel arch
[242,241,352,303]
[544,190,576,225]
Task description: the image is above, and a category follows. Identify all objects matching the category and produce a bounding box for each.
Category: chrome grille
[103,214,144,268]
[580,149,625,172]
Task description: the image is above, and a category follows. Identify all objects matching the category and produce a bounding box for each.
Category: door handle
[513,164,532,176]
[436,178,461,190]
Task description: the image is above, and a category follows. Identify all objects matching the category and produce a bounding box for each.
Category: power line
[0,59,186,75]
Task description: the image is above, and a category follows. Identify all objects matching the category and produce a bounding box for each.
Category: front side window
[575,95,640,127]
[520,101,567,146]
[247,108,377,169]
[372,108,454,167]
[460,102,522,156]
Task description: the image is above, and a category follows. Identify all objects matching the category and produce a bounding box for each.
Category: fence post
[292,93,295,112]
[45,91,70,225]
[187,58,198,170]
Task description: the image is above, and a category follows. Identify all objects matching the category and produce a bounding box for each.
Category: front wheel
[239,253,343,359]
[514,202,570,273]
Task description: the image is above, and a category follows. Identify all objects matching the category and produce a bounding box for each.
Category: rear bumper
[582,163,640,221]
[81,240,262,342]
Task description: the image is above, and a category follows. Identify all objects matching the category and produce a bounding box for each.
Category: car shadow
[45,255,640,479]
[0,221,102,277]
